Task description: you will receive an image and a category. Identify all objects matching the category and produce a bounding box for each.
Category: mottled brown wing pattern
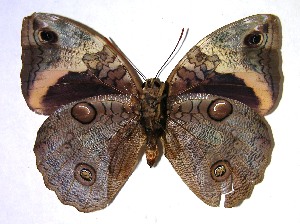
[20,13,282,211]
[167,14,281,115]
[164,93,272,207]
[34,94,145,212]
[21,13,142,115]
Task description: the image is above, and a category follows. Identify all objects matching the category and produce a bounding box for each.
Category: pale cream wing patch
[167,14,282,115]
[21,13,142,115]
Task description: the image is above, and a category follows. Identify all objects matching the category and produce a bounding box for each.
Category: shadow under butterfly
[20,13,282,212]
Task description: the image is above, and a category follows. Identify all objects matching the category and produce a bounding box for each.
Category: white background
[0,0,299,223]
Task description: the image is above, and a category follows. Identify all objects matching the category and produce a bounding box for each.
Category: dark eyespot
[74,163,96,186]
[244,32,264,47]
[38,30,58,43]
[210,160,232,182]
[71,102,97,124]
[207,99,232,121]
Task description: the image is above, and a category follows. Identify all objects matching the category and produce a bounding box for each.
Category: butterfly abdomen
[140,78,167,167]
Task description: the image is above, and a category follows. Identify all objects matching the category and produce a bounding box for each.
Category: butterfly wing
[167,14,282,115]
[34,94,145,212]
[164,14,281,207]
[21,13,142,115]
[21,13,146,212]
[164,93,272,207]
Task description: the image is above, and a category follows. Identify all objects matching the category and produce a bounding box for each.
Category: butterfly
[21,13,282,212]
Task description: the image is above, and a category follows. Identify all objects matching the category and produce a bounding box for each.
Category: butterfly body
[140,78,167,166]
[21,13,282,212]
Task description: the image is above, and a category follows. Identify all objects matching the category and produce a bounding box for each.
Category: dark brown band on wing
[184,73,260,110]
[260,48,282,109]
[41,71,121,114]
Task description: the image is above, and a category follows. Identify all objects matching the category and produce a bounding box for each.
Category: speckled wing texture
[34,95,145,212]
[21,13,282,211]
[21,13,145,212]
[167,14,282,115]
[164,14,281,207]
[164,93,272,207]
[21,13,142,115]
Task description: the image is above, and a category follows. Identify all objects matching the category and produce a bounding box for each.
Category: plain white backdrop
[0,0,299,223]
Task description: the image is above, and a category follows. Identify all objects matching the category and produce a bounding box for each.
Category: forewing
[167,14,282,115]
[21,13,142,115]
[164,93,273,207]
[34,94,145,212]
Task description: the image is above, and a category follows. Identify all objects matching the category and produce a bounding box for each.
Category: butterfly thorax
[140,78,167,167]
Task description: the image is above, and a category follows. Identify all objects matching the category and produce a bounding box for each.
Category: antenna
[155,28,189,78]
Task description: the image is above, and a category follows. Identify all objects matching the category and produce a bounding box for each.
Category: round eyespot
[211,160,232,182]
[74,163,96,186]
[208,99,233,121]
[244,32,264,47]
[71,102,97,124]
[38,30,58,43]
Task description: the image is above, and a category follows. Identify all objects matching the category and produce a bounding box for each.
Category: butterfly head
[142,78,164,94]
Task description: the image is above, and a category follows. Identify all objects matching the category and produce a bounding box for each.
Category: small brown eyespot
[38,30,58,43]
[244,32,264,47]
[211,160,232,182]
[208,99,233,121]
[74,163,96,186]
[71,102,97,124]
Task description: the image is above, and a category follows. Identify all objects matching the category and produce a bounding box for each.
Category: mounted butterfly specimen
[21,13,282,212]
